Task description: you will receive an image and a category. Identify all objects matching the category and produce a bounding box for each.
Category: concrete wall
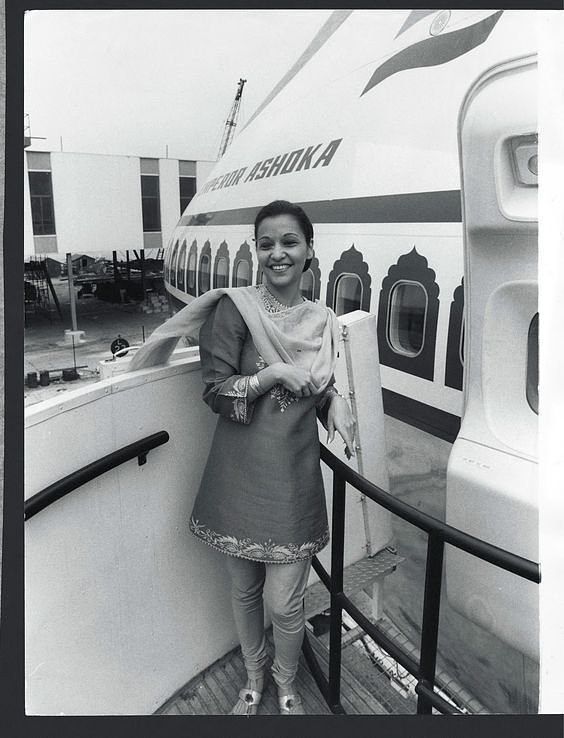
[158,158,181,249]
[50,152,143,253]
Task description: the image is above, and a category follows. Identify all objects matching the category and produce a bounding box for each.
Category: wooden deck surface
[156,627,415,716]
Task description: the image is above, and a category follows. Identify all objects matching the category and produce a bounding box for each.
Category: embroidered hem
[189,516,329,564]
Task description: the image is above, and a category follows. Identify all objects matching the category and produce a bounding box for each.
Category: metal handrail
[24,431,170,521]
[302,444,540,716]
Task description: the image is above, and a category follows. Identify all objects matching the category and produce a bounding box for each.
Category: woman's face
[255,214,313,293]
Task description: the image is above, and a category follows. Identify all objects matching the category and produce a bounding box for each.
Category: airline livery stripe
[361,11,503,96]
[382,389,461,443]
[180,190,462,228]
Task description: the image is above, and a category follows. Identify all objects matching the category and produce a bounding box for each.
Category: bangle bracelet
[248,373,262,395]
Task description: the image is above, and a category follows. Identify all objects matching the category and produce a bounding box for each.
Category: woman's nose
[271,242,286,260]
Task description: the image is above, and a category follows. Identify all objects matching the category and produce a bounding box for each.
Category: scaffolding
[24,259,62,321]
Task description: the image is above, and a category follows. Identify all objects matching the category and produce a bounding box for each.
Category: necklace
[257,283,305,313]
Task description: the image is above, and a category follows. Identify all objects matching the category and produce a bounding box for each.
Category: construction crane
[24,114,47,148]
[217,78,247,159]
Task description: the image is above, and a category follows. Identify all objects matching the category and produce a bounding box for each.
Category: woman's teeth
[271,264,290,271]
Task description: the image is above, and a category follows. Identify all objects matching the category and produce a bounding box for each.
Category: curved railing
[24,431,170,521]
[302,444,540,715]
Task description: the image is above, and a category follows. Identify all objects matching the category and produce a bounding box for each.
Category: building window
[213,241,230,289]
[141,175,161,232]
[176,241,187,291]
[29,171,56,235]
[187,241,198,297]
[527,313,539,415]
[198,241,212,295]
[180,176,197,214]
[387,281,427,356]
[335,273,363,316]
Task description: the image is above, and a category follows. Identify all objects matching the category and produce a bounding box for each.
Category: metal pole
[66,252,78,332]
[417,533,445,714]
[328,471,346,711]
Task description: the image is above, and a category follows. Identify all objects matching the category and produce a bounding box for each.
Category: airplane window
[165,240,177,283]
[300,270,314,301]
[335,273,362,315]
[187,248,197,294]
[177,241,187,291]
[199,254,211,295]
[170,241,180,288]
[234,260,250,287]
[526,313,539,414]
[388,280,427,357]
[215,257,229,288]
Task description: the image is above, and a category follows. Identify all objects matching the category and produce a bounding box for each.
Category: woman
[130,200,355,715]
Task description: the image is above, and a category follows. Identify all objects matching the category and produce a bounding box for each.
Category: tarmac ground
[24,278,171,407]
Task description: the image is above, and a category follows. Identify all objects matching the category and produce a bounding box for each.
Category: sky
[24,9,333,162]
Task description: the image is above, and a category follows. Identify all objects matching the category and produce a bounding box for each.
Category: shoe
[278,692,305,715]
[230,686,263,716]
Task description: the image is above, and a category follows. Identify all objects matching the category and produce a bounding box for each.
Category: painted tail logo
[361,11,503,96]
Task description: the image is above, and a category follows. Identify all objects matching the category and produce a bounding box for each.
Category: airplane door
[445,56,539,661]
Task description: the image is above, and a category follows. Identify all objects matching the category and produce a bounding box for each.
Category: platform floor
[156,627,415,716]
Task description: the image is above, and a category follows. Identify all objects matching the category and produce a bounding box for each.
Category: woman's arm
[199,296,260,424]
[316,381,356,458]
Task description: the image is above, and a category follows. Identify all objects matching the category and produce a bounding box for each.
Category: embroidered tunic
[189,293,334,563]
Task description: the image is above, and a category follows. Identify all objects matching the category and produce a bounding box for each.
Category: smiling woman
[129,200,357,715]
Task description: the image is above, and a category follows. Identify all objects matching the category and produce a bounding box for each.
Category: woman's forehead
[256,214,303,238]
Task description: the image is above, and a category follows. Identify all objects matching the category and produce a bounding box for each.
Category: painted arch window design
[169,240,180,288]
[326,246,371,315]
[300,253,321,302]
[527,313,539,415]
[186,240,198,297]
[176,240,188,292]
[198,241,212,295]
[445,279,464,390]
[232,241,253,288]
[165,240,177,283]
[213,241,230,289]
[377,247,439,381]
[335,274,363,315]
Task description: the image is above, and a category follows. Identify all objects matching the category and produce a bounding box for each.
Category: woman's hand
[271,363,318,398]
[327,394,356,458]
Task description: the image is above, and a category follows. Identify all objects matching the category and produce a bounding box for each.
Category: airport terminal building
[24,149,215,259]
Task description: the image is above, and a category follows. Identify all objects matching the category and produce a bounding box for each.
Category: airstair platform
[155,550,416,716]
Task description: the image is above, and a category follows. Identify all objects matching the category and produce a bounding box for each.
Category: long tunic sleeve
[199,295,256,424]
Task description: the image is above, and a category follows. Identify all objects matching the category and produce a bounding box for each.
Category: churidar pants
[225,556,312,688]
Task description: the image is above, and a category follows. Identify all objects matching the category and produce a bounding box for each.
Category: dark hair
[254,200,313,272]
